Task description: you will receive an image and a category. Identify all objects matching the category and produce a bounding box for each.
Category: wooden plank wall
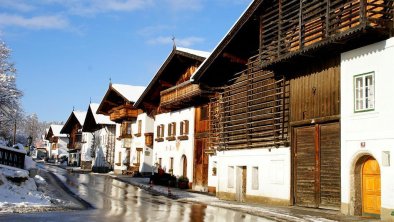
[289,56,340,122]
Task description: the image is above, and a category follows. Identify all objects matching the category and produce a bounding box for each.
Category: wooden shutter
[185,120,189,135]
[157,125,160,138]
[160,125,164,138]
[138,120,142,134]
[172,122,176,136]
[180,121,184,135]
[168,123,172,136]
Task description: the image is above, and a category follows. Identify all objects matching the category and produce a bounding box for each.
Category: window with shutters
[354,72,375,112]
[166,122,176,141]
[178,120,189,140]
[155,124,164,142]
[121,121,132,138]
[135,120,142,137]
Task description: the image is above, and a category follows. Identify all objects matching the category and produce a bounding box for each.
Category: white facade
[215,147,290,204]
[153,107,195,181]
[113,113,155,174]
[341,37,394,220]
[80,132,93,162]
[91,124,117,169]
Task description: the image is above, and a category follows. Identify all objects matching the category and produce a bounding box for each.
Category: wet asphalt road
[0,164,273,222]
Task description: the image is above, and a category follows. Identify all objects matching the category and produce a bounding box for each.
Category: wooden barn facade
[192,0,393,213]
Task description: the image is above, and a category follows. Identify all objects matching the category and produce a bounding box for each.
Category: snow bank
[0,166,51,209]
[24,156,36,170]
[34,175,46,186]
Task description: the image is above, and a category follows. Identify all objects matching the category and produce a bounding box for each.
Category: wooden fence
[0,145,25,169]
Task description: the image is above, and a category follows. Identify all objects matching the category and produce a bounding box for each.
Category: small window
[180,120,189,135]
[137,120,142,135]
[156,124,164,138]
[121,121,132,137]
[158,158,162,167]
[168,122,176,137]
[252,167,259,190]
[354,72,375,112]
[228,166,234,188]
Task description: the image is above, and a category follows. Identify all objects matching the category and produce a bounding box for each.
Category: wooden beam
[222,52,247,65]
[159,80,174,88]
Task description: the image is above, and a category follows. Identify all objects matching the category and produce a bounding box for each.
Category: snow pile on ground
[0,165,51,211]
[24,156,36,170]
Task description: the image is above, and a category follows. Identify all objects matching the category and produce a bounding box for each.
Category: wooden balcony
[109,104,139,123]
[259,0,393,67]
[160,81,212,109]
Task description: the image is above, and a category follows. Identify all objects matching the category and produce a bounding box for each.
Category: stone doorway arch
[350,154,381,217]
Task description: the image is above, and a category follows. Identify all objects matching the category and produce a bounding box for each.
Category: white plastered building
[341,37,394,221]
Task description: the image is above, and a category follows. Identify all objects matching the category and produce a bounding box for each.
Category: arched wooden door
[362,157,381,215]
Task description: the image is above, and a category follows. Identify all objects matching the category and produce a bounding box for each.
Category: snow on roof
[177,47,210,59]
[89,103,115,125]
[73,111,86,126]
[111,84,145,103]
[50,125,67,138]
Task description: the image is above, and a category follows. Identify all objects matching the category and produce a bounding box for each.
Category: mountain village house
[60,110,87,167]
[341,37,394,220]
[45,124,68,161]
[191,0,393,220]
[135,47,214,191]
[96,84,147,175]
[82,103,116,172]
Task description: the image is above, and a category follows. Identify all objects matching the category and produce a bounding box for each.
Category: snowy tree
[0,40,23,144]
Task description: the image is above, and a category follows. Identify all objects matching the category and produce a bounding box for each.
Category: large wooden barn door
[293,122,340,209]
[194,138,208,188]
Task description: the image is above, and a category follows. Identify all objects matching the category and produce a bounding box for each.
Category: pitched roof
[111,84,145,103]
[73,111,86,125]
[96,83,145,115]
[191,0,262,86]
[49,125,67,138]
[134,47,209,110]
[89,103,115,125]
[60,110,86,134]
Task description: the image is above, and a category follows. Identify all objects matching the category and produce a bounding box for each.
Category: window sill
[166,136,176,141]
[155,138,164,142]
[177,135,189,140]
[134,133,141,137]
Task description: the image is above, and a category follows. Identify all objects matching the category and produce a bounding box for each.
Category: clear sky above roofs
[0,0,251,122]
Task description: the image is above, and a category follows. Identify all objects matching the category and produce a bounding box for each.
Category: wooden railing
[160,81,202,107]
[260,0,393,66]
[109,104,139,122]
[0,145,25,169]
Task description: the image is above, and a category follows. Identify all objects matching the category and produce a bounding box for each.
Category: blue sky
[0,0,250,122]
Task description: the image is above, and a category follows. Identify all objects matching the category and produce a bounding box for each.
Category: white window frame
[354,72,375,112]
